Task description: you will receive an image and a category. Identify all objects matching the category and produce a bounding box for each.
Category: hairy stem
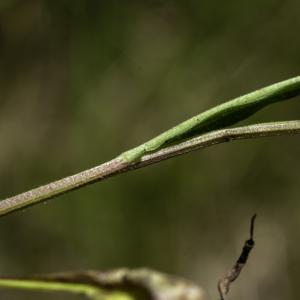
[1,120,299,216]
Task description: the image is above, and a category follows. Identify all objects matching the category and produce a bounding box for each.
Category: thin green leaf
[121,76,300,162]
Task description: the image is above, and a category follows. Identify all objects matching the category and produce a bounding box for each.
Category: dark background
[0,1,299,299]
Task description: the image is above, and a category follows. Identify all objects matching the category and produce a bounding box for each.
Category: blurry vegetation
[0,1,299,299]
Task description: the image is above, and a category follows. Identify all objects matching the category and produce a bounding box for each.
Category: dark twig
[218,214,257,300]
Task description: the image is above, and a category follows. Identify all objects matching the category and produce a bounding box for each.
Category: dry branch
[218,215,257,300]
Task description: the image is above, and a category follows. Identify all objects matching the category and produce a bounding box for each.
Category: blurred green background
[0,1,300,299]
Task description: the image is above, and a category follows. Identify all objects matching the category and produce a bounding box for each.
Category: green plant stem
[0,279,131,300]
[0,120,299,216]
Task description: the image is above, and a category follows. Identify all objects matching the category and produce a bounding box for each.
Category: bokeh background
[0,1,300,299]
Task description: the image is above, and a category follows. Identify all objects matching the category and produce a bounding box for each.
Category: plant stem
[0,268,205,300]
[1,120,299,216]
[0,278,131,300]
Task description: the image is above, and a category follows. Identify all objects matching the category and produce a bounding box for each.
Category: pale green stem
[0,279,132,300]
[0,269,206,300]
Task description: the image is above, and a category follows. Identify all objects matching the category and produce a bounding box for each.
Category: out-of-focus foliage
[0,1,299,299]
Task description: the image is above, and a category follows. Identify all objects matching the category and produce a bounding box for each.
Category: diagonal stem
[0,120,300,217]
